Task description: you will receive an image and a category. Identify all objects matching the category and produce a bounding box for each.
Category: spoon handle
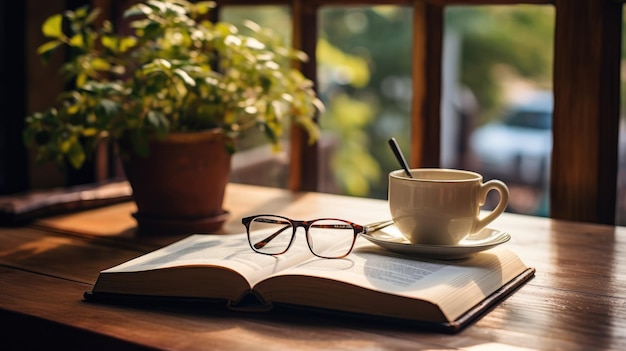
[388,137,413,178]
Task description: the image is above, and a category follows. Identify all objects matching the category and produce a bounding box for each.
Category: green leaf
[59,136,72,153]
[74,6,88,19]
[101,36,118,51]
[147,111,170,138]
[66,139,86,169]
[150,111,161,126]
[215,22,237,37]
[124,3,153,18]
[195,1,216,15]
[37,40,63,60]
[142,58,172,76]
[223,138,236,154]
[154,58,172,70]
[129,19,151,30]
[69,34,84,48]
[42,14,64,38]
[67,103,80,114]
[91,58,111,71]
[173,68,195,87]
[84,8,102,25]
[82,128,98,137]
[98,99,119,117]
[110,65,126,75]
[76,73,87,87]
[262,122,278,144]
[143,21,162,38]
[119,37,137,52]
[147,110,162,126]
[145,0,165,13]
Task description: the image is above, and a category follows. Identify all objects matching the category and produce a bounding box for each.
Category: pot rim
[161,129,226,144]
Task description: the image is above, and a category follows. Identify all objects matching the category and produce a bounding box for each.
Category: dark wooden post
[550,0,622,224]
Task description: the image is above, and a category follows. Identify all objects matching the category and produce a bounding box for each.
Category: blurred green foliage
[223,4,558,199]
[447,5,554,122]
[26,1,321,169]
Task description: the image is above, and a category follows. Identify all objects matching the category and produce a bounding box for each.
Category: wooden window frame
[216,0,624,224]
[9,1,621,219]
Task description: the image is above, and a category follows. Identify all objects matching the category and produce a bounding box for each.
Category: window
[14,1,622,225]
[220,6,294,188]
[215,0,622,224]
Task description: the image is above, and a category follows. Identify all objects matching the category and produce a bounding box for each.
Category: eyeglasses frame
[241,214,367,259]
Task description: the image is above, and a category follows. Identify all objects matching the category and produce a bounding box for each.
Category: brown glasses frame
[241,214,366,259]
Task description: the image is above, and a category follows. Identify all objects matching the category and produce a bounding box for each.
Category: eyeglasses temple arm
[253,225,292,249]
[307,220,393,233]
[364,219,394,234]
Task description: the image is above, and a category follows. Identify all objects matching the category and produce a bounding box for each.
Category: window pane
[220,6,293,188]
[445,5,555,216]
[318,6,413,198]
[220,3,557,221]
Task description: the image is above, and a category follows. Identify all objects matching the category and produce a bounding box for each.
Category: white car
[469,91,552,187]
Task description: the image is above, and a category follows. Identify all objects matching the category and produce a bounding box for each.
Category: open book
[85,233,534,332]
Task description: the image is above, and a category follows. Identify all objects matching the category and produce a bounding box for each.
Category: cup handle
[473,180,509,233]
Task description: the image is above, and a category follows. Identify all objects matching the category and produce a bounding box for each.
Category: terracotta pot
[122,129,231,235]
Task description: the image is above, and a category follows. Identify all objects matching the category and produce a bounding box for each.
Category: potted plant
[24,0,322,234]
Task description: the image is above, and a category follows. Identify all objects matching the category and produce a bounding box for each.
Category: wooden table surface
[1,183,625,350]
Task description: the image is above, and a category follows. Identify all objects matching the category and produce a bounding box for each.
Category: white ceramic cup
[388,168,509,246]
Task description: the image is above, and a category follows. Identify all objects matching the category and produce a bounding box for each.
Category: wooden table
[1,183,625,350]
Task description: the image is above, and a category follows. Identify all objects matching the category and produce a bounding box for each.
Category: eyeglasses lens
[248,216,294,255]
[308,219,356,258]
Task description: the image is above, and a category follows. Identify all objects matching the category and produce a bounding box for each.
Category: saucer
[360,225,510,260]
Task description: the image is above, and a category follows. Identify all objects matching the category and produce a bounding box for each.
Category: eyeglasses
[242,214,366,259]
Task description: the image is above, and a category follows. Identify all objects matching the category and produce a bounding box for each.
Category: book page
[257,239,527,321]
[102,233,317,284]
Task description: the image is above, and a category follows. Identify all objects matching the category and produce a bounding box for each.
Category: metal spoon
[388,137,413,178]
